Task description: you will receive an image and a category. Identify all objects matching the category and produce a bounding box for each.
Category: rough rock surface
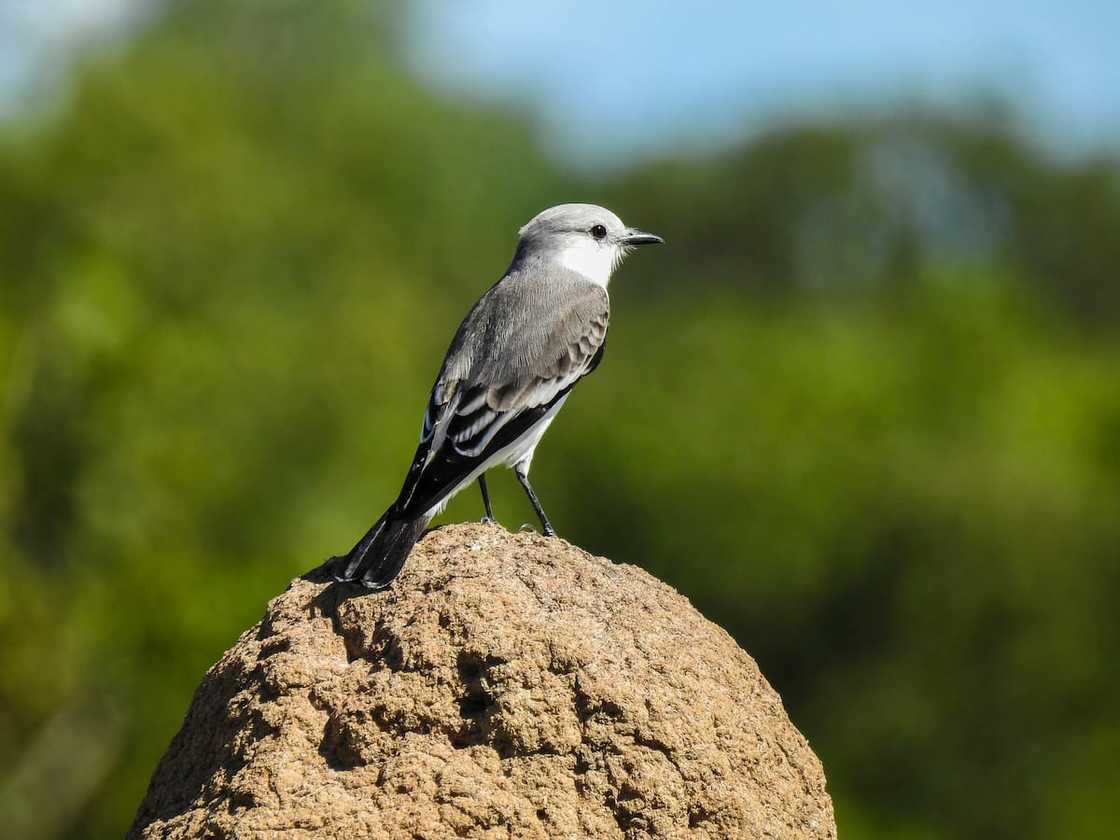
[130,524,835,839]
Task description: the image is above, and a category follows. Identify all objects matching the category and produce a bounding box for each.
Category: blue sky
[405,0,1120,166]
[0,0,139,113]
[2,1,1118,167]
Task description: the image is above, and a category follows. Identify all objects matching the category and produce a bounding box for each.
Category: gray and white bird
[333,203,663,589]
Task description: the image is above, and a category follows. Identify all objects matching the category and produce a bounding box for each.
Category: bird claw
[480,516,496,525]
[517,523,557,537]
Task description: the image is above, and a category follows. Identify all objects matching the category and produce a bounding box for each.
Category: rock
[130,523,835,839]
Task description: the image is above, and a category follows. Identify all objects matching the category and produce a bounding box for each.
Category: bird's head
[515,203,663,287]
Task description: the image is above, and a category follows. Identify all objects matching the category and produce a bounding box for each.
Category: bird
[331,203,663,589]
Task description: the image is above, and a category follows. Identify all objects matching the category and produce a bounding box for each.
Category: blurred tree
[609,111,1120,327]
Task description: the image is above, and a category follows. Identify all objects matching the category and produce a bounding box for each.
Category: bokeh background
[2,1,1118,837]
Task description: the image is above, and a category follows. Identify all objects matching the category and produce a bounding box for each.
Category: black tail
[333,508,429,590]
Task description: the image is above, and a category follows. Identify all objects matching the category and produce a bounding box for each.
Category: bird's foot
[519,523,557,537]
[480,515,497,526]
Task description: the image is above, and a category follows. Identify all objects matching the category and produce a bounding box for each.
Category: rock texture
[130,524,835,839]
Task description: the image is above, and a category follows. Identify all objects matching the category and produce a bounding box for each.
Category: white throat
[554,241,617,288]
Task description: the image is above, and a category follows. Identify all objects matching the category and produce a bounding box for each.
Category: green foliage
[1,3,1118,838]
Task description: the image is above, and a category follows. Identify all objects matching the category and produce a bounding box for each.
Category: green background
[1,2,1118,838]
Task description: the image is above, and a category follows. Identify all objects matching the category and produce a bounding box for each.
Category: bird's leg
[515,470,556,537]
[478,474,496,524]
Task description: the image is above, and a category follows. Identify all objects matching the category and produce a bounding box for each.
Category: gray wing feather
[420,266,609,460]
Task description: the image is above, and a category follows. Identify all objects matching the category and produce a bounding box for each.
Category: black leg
[515,470,556,537]
[478,474,495,523]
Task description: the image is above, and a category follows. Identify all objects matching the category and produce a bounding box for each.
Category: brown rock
[130,523,835,839]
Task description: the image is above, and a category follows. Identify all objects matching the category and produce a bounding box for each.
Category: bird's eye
[590,224,607,240]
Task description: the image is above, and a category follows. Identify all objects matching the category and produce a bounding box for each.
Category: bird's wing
[397,269,609,516]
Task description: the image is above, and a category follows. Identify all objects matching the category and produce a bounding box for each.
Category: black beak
[620,228,664,246]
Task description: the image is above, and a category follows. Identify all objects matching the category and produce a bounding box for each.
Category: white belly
[424,395,568,518]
